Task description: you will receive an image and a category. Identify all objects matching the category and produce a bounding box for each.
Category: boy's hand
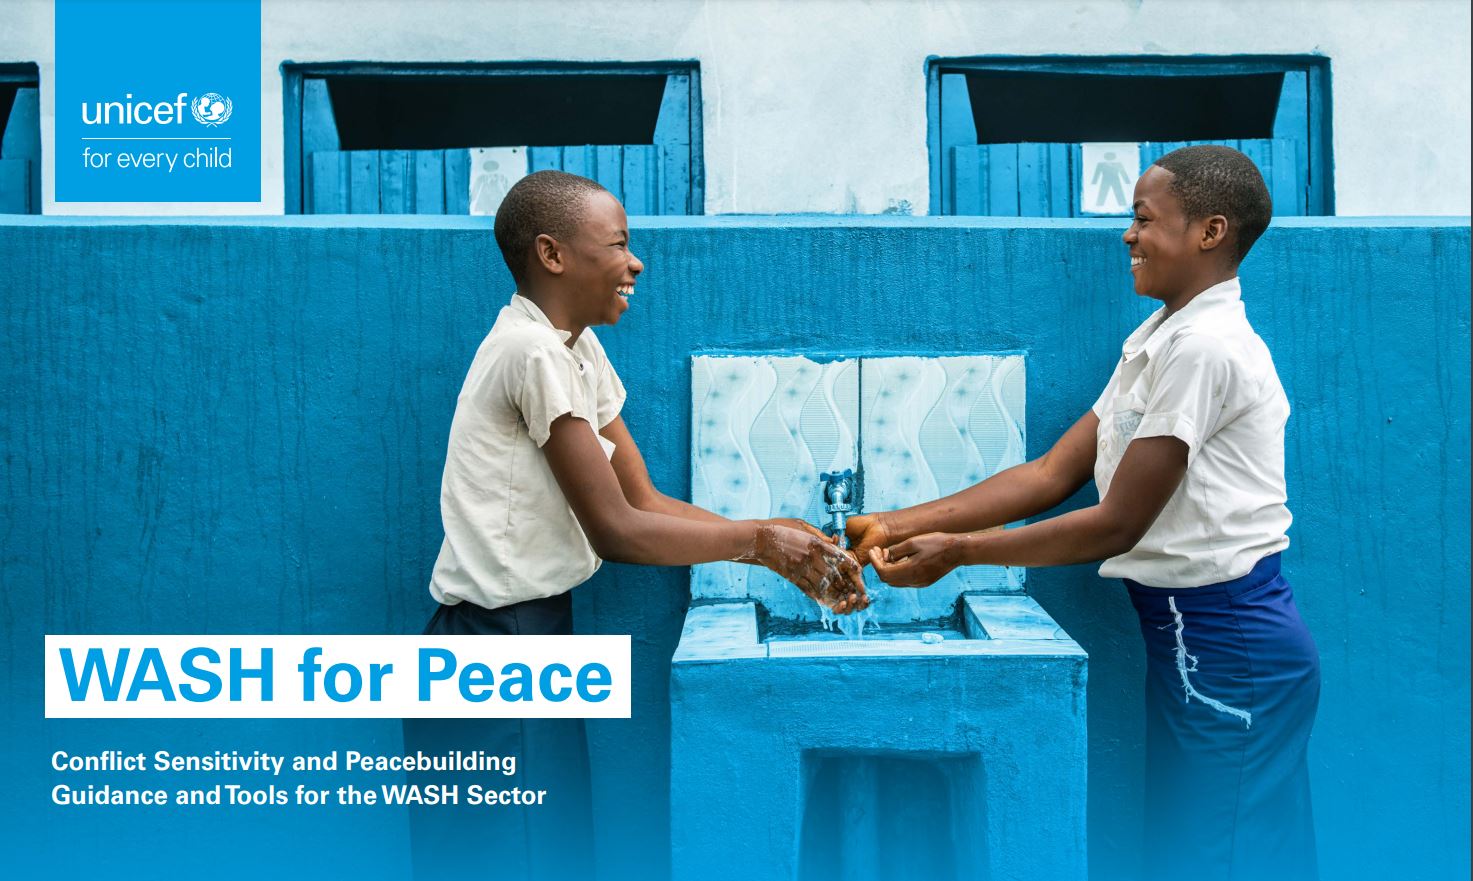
[744,524,869,614]
[868,533,961,587]
[845,512,895,565]
[762,517,836,544]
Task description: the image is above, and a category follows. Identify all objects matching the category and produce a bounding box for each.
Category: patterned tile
[690,356,860,621]
[861,356,1027,622]
[690,354,1026,625]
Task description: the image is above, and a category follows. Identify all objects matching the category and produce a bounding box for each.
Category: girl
[848,146,1320,881]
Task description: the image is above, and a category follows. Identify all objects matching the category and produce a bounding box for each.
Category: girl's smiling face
[1123,165,1231,310]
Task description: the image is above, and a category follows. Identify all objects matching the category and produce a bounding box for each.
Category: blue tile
[861,356,1027,622]
[690,356,859,620]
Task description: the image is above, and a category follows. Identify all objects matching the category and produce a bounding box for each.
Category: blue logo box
[55,0,261,203]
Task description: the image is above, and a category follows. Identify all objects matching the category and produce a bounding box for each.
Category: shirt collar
[508,292,573,343]
[1122,277,1243,362]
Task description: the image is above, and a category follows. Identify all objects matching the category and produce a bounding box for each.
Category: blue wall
[1,215,1467,881]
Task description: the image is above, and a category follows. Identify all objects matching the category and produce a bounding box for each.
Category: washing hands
[865,532,963,587]
[847,512,965,588]
[736,521,870,614]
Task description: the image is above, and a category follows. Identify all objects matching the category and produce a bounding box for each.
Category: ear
[534,233,566,276]
[1197,214,1229,254]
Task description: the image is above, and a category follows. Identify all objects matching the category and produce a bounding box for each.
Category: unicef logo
[190,93,233,126]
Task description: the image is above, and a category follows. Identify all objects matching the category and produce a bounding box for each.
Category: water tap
[819,469,858,549]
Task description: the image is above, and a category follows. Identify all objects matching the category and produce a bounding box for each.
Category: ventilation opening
[966,70,1284,143]
[0,85,18,138]
[1,67,41,215]
[323,74,667,150]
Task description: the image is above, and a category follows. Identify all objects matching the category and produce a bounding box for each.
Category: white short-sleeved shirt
[428,294,627,610]
[1091,277,1291,587]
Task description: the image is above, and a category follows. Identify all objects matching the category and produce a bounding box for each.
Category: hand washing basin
[670,594,1086,881]
[676,594,1079,661]
[672,354,1086,881]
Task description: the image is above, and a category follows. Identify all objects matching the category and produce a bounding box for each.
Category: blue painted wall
[1,215,1467,881]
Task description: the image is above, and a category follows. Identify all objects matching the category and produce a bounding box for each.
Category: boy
[405,170,866,881]
[848,146,1319,881]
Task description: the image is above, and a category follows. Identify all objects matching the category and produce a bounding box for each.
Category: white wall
[5,0,1469,216]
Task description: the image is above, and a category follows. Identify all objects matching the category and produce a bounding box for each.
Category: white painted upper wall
[5,0,1470,215]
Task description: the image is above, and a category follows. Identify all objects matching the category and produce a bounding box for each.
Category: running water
[821,540,878,640]
[820,602,877,639]
[818,524,879,639]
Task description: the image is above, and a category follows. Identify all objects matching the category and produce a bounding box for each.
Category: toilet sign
[1081,142,1139,215]
[469,146,529,216]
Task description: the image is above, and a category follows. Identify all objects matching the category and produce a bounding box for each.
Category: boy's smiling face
[1123,165,1230,308]
[561,190,643,327]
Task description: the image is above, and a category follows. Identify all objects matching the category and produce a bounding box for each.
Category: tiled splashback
[691,354,1026,623]
[690,356,859,620]
[860,356,1026,620]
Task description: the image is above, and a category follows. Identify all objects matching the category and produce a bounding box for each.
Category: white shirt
[1091,277,1291,587]
[429,294,626,610]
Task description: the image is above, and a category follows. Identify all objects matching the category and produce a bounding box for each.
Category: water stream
[820,588,879,639]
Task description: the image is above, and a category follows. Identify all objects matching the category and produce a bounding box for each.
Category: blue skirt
[1127,553,1320,881]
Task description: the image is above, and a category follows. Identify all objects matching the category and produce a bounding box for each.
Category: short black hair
[493,170,610,286]
[1153,145,1273,263]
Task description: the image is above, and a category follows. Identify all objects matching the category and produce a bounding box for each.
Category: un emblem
[190,93,233,126]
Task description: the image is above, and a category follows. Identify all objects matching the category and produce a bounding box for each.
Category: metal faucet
[819,470,858,549]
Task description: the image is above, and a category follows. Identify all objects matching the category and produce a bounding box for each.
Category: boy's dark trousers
[402,592,595,881]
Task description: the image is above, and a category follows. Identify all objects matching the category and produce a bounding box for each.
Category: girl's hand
[868,533,963,587]
[845,512,895,565]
